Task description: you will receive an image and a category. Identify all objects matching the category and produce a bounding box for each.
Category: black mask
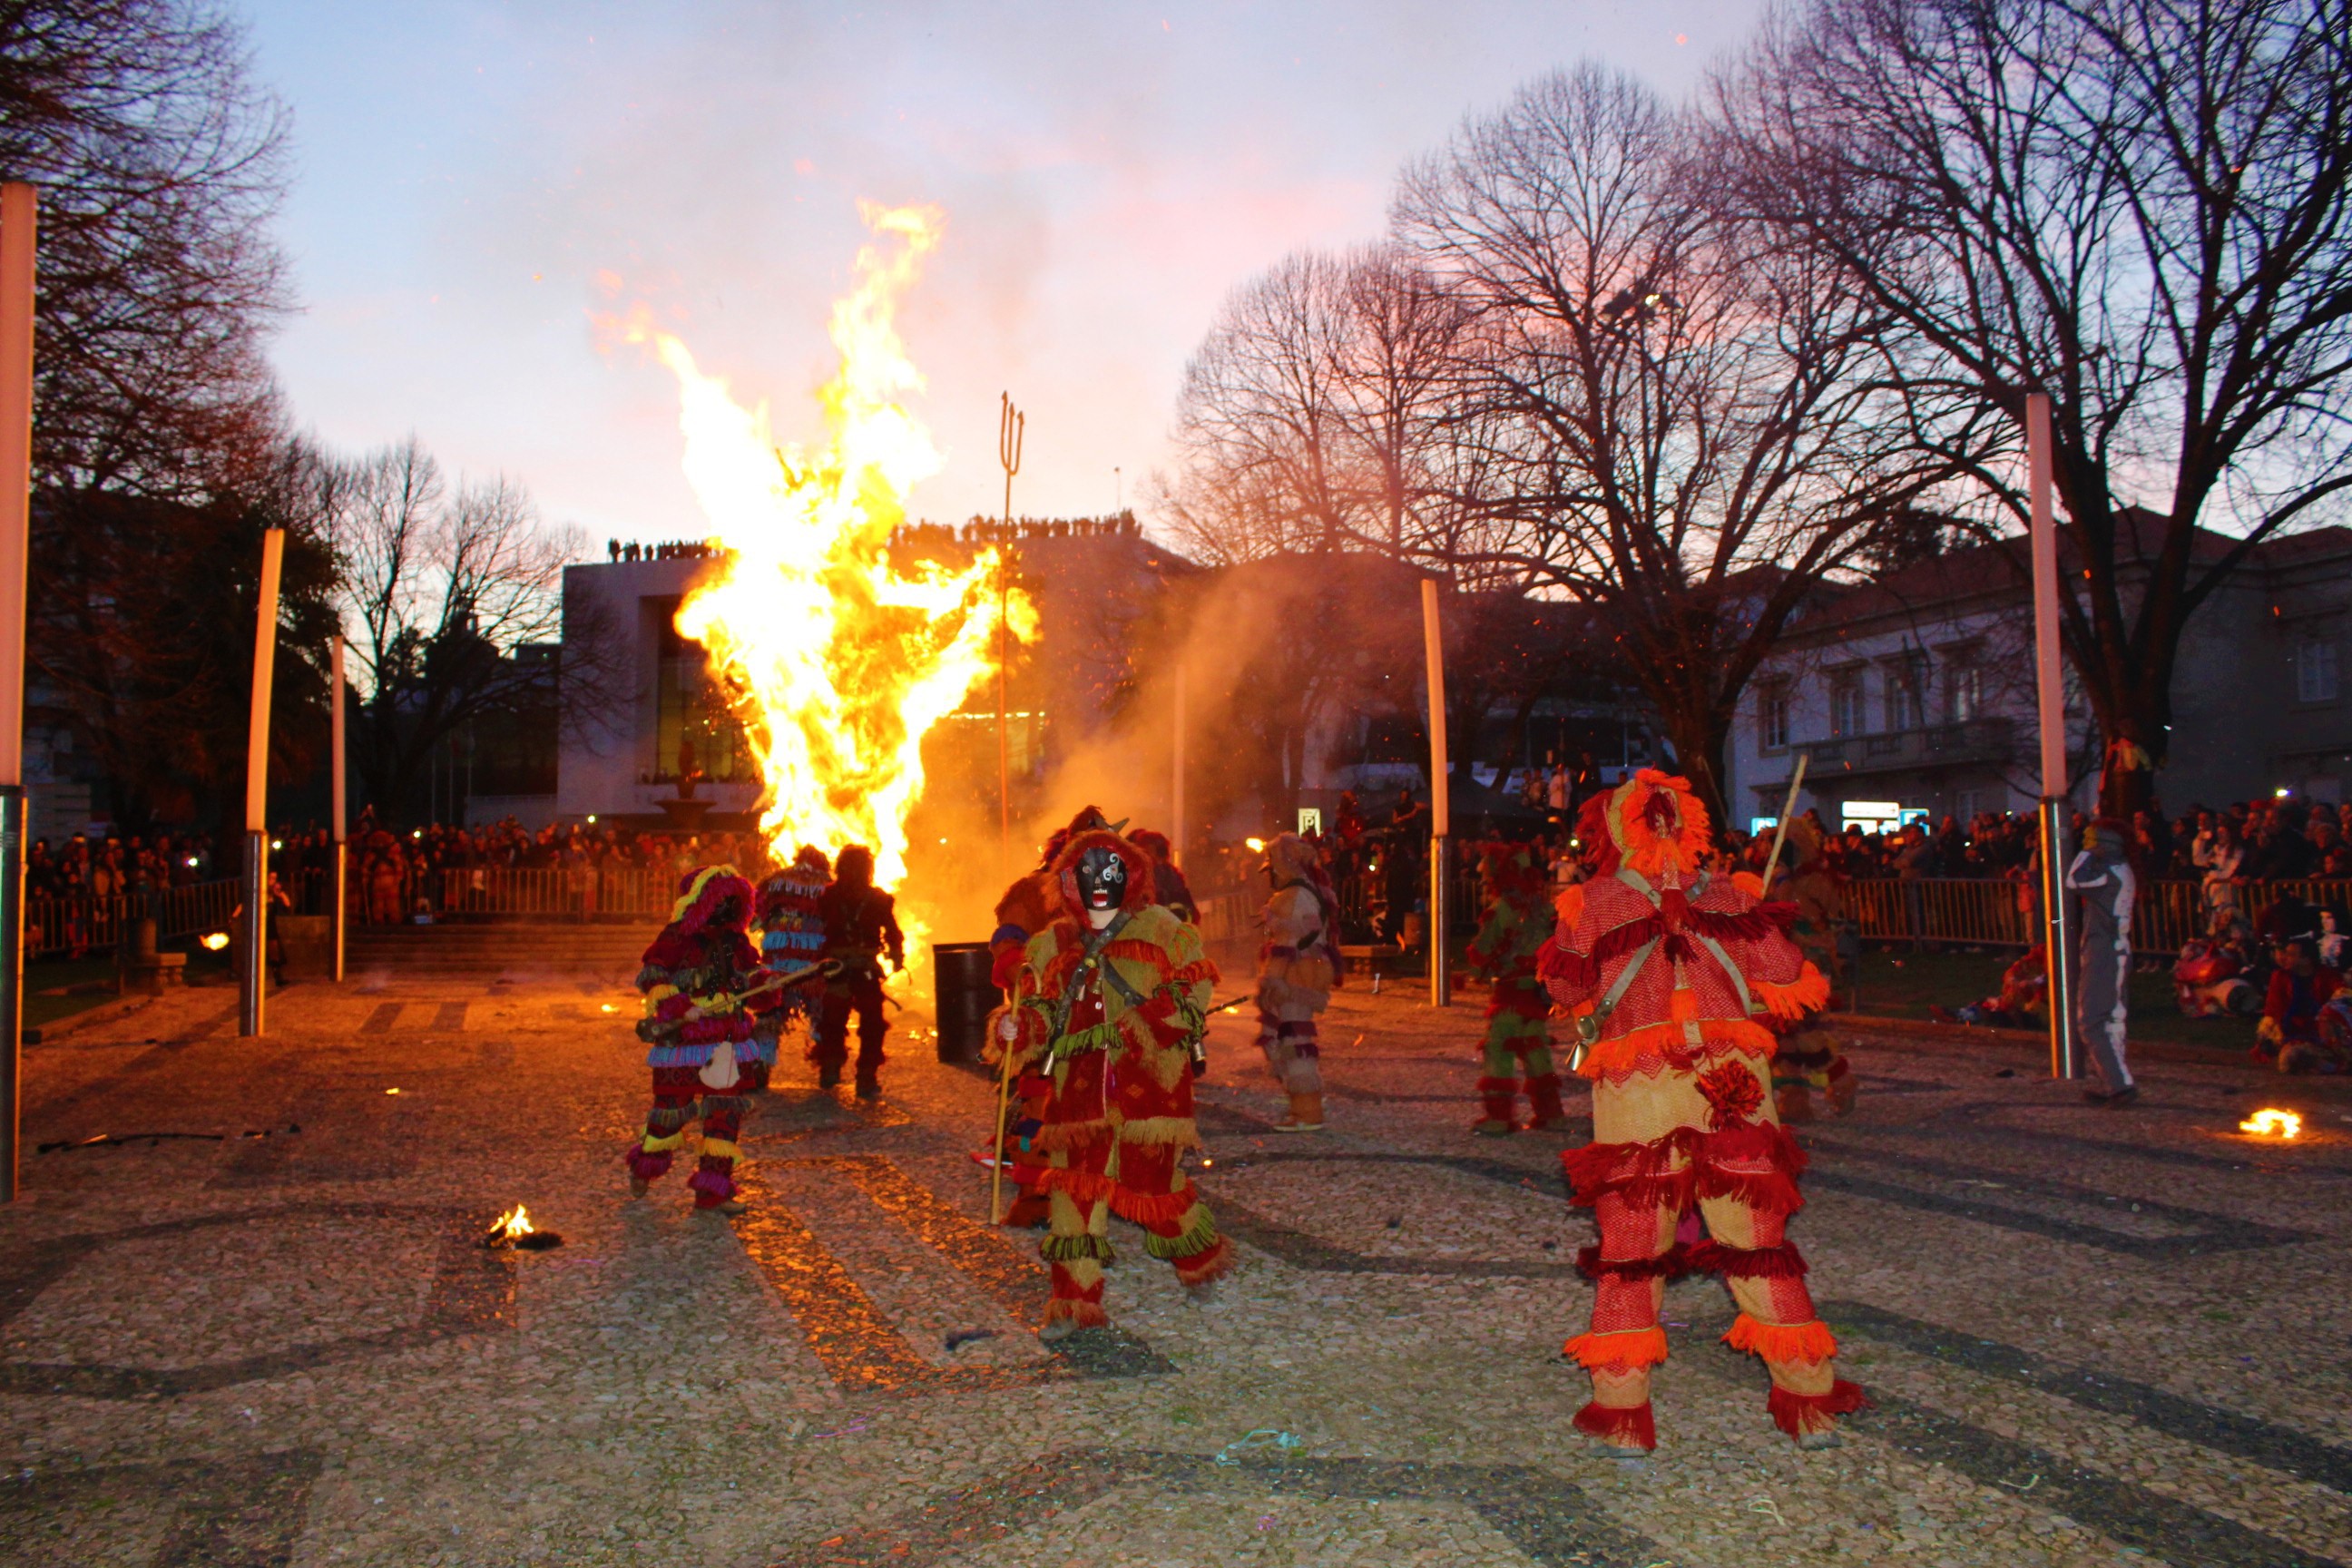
[1077,846,1127,912]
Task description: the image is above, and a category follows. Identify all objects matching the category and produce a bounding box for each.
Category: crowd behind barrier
[24,793,2346,963]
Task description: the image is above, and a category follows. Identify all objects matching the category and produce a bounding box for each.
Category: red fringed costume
[989,828,1231,1331]
[1540,771,1863,1449]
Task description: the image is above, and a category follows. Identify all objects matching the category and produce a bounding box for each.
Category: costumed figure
[1256,832,1341,1132]
[2259,936,2341,1070]
[990,828,1230,1336]
[1129,828,1198,923]
[1539,770,1858,1453]
[1465,840,1567,1136]
[1761,817,1856,1122]
[2067,818,2138,1106]
[753,846,830,1069]
[628,867,796,1215]
[816,845,905,1098]
[979,808,1116,1226]
[1952,944,2049,1028]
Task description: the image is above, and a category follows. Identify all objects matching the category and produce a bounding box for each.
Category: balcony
[1800,717,2017,776]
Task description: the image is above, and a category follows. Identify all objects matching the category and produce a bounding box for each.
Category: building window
[1947,661,1984,723]
[1831,673,1865,737]
[2296,638,2340,704]
[1760,685,1790,751]
[1885,653,1927,730]
[654,603,756,783]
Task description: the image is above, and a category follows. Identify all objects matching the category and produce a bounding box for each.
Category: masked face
[1077,846,1128,914]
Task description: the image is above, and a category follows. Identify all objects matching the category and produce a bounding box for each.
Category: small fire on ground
[485,1203,563,1250]
[2239,1108,2302,1140]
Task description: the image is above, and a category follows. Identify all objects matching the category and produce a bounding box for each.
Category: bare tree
[0,0,290,499]
[1715,0,2352,812]
[1395,64,1985,819]
[313,436,612,822]
[1160,243,1493,571]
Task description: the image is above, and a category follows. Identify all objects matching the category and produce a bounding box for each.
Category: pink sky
[245,1,1765,544]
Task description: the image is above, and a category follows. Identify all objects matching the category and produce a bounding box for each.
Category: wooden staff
[989,1007,1020,1224]
[1759,753,1810,894]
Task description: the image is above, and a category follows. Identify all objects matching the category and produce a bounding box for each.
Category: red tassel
[1768,1379,1868,1438]
[1591,916,1664,966]
[1573,1400,1657,1451]
[1535,936,1596,990]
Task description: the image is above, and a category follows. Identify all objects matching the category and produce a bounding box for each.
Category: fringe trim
[1034,1166,1197,1227]
[1725,1313,1839,1366]
[1032,1117,1112,1152]
[1039,1232,1116,1263]
[1574,1244,1692,1281]
[1687,1240,1807,1279]
[1572,1399,1657,1451]
[1581,1018,1779,1083]
[1118,1115,1201,1148]
[700,1137,741,1162]
[1171,1237,1233,1286]
[1142,1204,1221,1260]
[1042,1298,1110,1328]
[1753,965,1831,1021]
[638,1130,687,1155]
[686,1166,737,1205]
[624,1147,673,1181]
[1563,1327,1669,1372]
[1561,1121,1808,1214]
[1768,1378,1868,1438]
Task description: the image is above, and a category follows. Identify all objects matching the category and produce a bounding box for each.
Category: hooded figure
[752,845,830,1063]
[1465,840,1566,1135]
[1760,816,1856,1122]
[1539,771,1858,1453]
[628,866,789,1214]
[1255,832,1342,1132]
[2067,818,2138,1104]
[816,845,905,1096]
[988,828,1229,1336]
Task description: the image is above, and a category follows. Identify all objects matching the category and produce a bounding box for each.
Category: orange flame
[2239,1108,2301,1139]
[614,203,1033,944]
[492,1203,534,1240]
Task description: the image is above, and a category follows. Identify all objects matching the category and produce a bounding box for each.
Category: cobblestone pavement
[1,969,2348,1567]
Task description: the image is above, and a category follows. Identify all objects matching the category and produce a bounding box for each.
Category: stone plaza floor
[0,966,2347,1567]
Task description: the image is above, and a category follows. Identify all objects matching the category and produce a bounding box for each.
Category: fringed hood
[1051,828,1153,920]
[1578,769,1713,883]
[669,864,754,935]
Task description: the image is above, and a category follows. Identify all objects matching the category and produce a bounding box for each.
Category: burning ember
[2239,1108,2302,1140]
[200,932,230,951]
[484,1203,563,1250]
[613,203,1032,952]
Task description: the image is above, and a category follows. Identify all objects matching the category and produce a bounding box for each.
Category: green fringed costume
[1465,842,1568,1134]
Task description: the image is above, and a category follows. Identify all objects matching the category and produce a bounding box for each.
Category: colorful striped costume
[754,848,829,1064]
[992,829,1231,1330]
[626,867,779,1211]
[1539,772,1860,1451]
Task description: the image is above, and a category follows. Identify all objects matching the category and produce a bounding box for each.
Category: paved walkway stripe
[358,1003,403,1034]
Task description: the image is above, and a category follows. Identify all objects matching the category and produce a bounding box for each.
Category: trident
[997,392,1024,878]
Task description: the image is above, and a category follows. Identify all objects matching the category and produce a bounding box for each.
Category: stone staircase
[343,922,662,982]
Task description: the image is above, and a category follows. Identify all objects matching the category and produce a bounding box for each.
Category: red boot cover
[1171,1237,1233,1287]
[624,1146,674,1183]
[1474,1076,1518,1131]
[1573,1400,1657,1451]
[1524,1073,1568,1128]
[1768,1379,1868,1438]
[1044,1267,1109,1328]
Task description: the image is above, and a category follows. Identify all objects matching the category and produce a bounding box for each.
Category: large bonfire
[618,202,1029,948]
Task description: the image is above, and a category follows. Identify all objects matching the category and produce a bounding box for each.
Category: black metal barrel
[931,941,995,1063]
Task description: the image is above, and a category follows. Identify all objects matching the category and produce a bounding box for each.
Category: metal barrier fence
[1843,876,2352,957]
[27,878,243,958]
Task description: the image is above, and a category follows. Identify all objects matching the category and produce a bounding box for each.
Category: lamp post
[0,185,34,1201]
[240,528,285,1038]
[2025,392,2081,1081]
[330,633,347,984]
[1422,578,1451,1006]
